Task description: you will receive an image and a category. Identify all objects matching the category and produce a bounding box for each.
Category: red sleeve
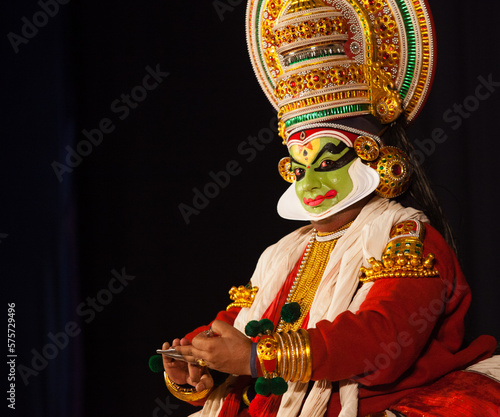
[308,224,496,387]
[309,273,445,385]
[183,307,242,341]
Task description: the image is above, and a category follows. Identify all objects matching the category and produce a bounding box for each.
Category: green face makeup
[290,137,356,214]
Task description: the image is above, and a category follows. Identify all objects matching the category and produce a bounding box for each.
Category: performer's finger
[210,320,233,337]
[162,341,174,367]
[186,363,204,385]
[196,373,214,391]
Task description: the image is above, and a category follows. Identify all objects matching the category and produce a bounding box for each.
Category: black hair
[382,118,457,253]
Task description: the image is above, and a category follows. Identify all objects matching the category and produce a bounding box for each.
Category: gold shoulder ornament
[360,220,439,283]
[226,283,259,310]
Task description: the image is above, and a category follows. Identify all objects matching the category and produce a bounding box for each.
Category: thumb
[210,320,235,337]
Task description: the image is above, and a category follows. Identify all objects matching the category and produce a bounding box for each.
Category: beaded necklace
[277,221,353,332]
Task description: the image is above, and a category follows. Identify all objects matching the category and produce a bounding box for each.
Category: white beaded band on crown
[287,122,382,146]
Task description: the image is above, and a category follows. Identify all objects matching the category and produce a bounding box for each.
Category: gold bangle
[295,330,306,383]
[286,332,298,382]
[281,332,292,381]
[298,329,312,383]
[293,330,304,382]
[291,331,302,382]
[275,330,312,383]
[268,330,312,384]
[164,373,211,402]
[275,332,284,378]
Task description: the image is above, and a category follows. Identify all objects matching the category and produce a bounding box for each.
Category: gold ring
[196,358,208,367]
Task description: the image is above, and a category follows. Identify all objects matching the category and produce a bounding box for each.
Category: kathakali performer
[154,0,500,415]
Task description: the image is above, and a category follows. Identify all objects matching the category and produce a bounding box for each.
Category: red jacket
[185,224,496,415]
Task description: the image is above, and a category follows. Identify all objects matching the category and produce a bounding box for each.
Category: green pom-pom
[270,377,288,395]
[148,355,163,373]
[245,320,261,337]
[246,319,274,337]
[281,302,301,323]
[255,377,272,396]
[259,318,274,334]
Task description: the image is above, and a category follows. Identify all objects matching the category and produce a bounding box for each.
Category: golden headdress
[246,0,435,142]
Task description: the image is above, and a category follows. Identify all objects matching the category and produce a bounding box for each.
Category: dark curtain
[3,1,499,416]
[2,1,82,416]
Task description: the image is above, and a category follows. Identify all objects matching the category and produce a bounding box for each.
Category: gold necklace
[277,221,353,332]
[316,220,354,241]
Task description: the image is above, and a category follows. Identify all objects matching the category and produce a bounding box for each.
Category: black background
[2,0,500,416]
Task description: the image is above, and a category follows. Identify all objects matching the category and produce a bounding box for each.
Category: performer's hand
[175,320,252,376]
[162,339,214,392]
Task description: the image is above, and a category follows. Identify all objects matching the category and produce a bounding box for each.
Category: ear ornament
[369,146,412,198]
[353,136,380,161]
[278,157,296,183]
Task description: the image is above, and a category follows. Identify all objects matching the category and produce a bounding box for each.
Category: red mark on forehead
[297,143,313,154]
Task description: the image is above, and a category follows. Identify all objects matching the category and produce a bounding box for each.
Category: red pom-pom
[248,394,282,417]
[248,394,269,417]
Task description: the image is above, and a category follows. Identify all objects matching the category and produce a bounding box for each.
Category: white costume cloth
[191,197,428,417]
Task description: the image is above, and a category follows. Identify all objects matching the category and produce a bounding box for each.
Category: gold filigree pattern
[226,285,259,310]
[354,135,380,161]
[274,17,346,48]
[275,64,366,100]
[278,157,295,182]
[374,15,397,40]
[305,69,329,89]
[390,220,424,240]
[379,43,399,67]
[369,146,412,198]
[261,0,285,80]
[359,0,385,14]
[370,63,402,123]
[267,0,281,18]
[257,336,280,360]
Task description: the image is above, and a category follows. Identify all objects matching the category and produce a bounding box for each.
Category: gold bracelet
[295,330,306,382]
[297,329,312,383]
[275,330,312,383]
[275,332,285,379]
[291,331,302,382]
[164,373,211,402]
[286,332,298,382]
[280,332,293,381]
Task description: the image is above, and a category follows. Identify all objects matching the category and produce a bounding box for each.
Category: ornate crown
[246,0,436,142]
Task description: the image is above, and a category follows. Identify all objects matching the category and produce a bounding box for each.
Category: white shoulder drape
[192,197,428,417]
